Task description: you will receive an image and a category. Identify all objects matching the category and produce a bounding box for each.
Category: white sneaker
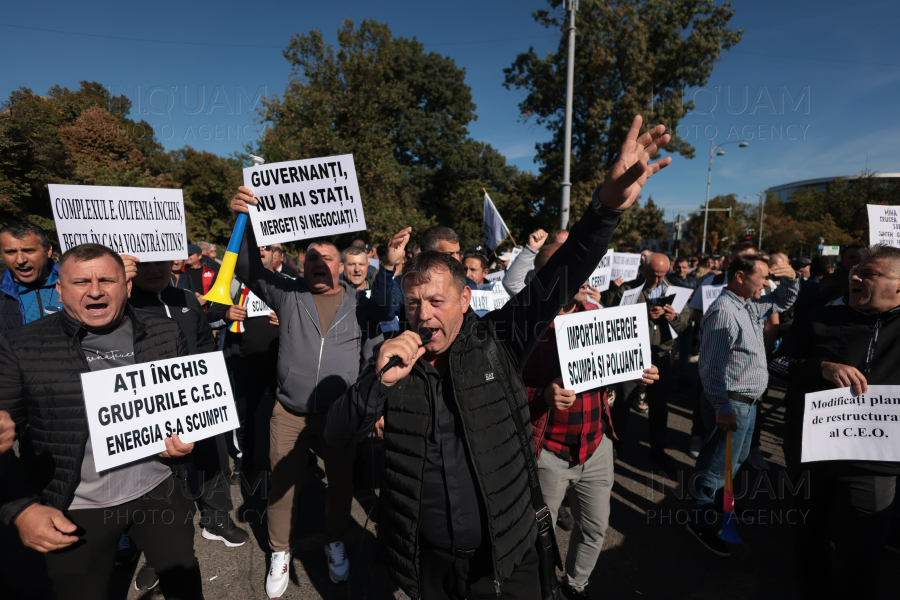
[325,541,350,583]
[748,446,770,471]
[689,436,703,459]
[266,550,292,598]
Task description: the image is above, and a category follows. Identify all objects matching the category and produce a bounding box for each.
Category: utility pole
[559,0,578,230]
[701,138,748,253]
[757,190,765,249]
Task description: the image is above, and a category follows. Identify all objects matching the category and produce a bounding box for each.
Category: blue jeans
[689,396,756,529]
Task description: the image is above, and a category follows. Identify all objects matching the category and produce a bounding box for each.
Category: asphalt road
[3,367,898,599]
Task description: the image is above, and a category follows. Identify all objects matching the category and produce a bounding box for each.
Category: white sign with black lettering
[610,252,642,281]
[701,284,727,312]
[81,352,238,471]
[470,283,511,317]
[245,291,273,319]
[867,205,900,248]
[485,270,506,283]
[48,184,188,261]
[802,386,900,463]
[554,304,652,394]
[618,283,645,306]
[587,254,613,293]
[244,154,366,246]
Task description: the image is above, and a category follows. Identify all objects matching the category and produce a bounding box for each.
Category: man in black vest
[326,116,672,599]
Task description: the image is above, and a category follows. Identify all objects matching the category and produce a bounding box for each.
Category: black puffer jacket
[129,285,216,354]
[326,202,622,598]
[770,302,900,476]
[0,306,189,525]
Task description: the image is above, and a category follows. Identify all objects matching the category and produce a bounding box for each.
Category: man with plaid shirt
[523,243,658,600]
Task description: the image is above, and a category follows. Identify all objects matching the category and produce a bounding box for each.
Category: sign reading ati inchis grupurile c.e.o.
[81,352,238,471]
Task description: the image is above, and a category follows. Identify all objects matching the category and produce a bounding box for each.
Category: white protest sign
[619,283,645,306]
[587,253,613,293]
[867,205,900,248]
[554,304,652,394]
[469,283,511,317]
[801,386,900,463]
[81,352,237,472]
[244,154,365,246]
[701,284,727,312]
[610,252,642,281]
[485,270,506,283]
[245,290,273,318]
[821,245,840,256]
[368,258,380,270]
[48,184,188,261]
[665,285,694,314]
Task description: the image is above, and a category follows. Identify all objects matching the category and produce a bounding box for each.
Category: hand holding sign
[595,116,672,211]
[121,254,139,282]
[633,365,660,387]
[158,434,194,459]
[231,185,257,217]
[821,361,868,395]
[545,376,576,410]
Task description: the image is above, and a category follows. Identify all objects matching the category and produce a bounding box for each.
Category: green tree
[504,0,742,224]
[170,148,243,244]
[614,196,667,248]
[255,19,537,247]
[685,194,752,254]
[0,82,171,237]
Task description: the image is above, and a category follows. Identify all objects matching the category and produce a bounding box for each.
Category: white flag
[483,191,511,251]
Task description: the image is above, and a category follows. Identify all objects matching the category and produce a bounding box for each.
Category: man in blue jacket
[0,223,63,330]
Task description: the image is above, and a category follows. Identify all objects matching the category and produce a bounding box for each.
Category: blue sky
[3,0,898,220]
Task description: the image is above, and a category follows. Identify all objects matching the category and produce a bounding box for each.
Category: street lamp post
[701,139,748,254]
[559,0,578,230]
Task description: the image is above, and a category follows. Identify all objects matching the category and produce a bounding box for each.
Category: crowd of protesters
[0,116,897,600]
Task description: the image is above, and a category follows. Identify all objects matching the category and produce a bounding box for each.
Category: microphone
[378,327,433,380]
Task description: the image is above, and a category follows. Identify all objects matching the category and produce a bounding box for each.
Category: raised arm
[753,261,800,318]
[490,116,672,369]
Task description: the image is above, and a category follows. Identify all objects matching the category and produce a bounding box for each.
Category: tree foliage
[0,82,241,246]
[255,19,539,249]
[615,196,667,248]
[504,0,742,225]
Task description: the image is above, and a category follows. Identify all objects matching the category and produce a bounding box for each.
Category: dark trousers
[614,352,672,452]
[232,353,277,473]
[786,446,896,600]
[187,434,233,528]
[419,543,540,600]
[44,475,203,600]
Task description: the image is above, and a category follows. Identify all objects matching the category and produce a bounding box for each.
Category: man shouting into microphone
[326,116,672,599]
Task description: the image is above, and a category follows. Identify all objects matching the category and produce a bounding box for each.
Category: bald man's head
[642,253,670,289]
[534,243,562,272]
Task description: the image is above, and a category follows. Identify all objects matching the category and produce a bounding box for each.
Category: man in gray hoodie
[230,189,410,596]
